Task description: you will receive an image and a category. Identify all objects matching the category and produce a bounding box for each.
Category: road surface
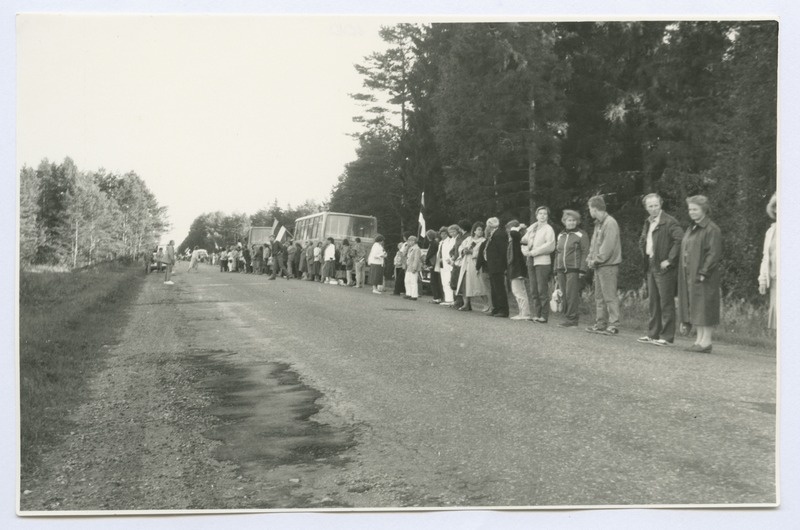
[20,264,776,511]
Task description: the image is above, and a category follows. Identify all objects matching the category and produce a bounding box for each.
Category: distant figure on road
[586,195,622,335]
[759,193,777,330]
[554,210,590,328]
[678,195,723,353]
[637,193,683,346]
[187,246,201,273]
[164,240,176,285]
[268,235,288,280]
[368,235,387,294]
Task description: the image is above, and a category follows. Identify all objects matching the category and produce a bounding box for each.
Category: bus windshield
[326,214,377,239]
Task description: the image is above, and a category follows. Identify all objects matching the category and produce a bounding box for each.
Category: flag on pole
[418,191,426,237]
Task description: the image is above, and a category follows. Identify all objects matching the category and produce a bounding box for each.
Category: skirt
[370,264,384,287]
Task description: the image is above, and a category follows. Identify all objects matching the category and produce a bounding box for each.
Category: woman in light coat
[677,195,723,353]
[759,193,777,330]
[368,235,387,294]
[522,206,556,323]
[456,221,488,311]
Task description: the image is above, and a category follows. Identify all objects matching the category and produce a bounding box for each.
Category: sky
[17,15,390,243]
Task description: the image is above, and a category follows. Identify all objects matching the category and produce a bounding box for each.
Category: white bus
[293,211,378,247]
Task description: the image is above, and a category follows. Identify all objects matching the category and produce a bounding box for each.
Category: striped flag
[418,191,426,237]
[271,218,292,243]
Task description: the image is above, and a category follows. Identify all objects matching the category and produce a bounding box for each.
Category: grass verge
[19,261,144,476]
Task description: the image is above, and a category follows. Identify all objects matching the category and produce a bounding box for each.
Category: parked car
[146,245,167,273]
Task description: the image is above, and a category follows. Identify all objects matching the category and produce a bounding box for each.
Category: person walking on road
[485,217,509,318]
[586,195,623,335]
[522,206,556,323]
[368,235,387,294]
[164,240,176,285]
[637,193,684,346]
[554,210,590,328]
[404,235,422,300]
[268,234,288,280]
[759,193,777,331]
[187,246,201,273]
[506,220,531,321]
[678,195,723,353]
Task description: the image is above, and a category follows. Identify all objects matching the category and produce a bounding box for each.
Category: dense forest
[329,21,777,299]
[19,157,168,268]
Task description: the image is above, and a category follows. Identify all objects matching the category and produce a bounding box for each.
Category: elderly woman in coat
[759,193,777,330]
[678,195,723,353]
[455,221,488,311]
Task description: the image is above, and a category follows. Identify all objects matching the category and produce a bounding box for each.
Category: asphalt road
[155,264,776,507]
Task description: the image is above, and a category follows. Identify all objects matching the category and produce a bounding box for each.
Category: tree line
[329,21,777,300]
[19,157,169,268]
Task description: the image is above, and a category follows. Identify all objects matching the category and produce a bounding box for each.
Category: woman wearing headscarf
[456,221,488,311]
[759,193,777,330]
[522,206,556,323]
[439,225,458,306]
[677,195,723,353]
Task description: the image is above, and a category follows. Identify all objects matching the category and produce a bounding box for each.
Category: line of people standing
[372,192,776,353]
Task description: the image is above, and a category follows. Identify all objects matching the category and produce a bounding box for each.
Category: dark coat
[507,229,528,279]
[485,228,509,275]
[424,239,440,267]
[677,217,723,326]
[475,239,488,272]
[638,211,683,273]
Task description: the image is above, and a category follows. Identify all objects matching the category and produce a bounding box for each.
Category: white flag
[418,192,426,236]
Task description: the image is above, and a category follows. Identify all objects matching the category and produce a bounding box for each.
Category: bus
[293,211,378,247]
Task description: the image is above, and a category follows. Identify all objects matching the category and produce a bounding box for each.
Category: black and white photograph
[5,1,797,528]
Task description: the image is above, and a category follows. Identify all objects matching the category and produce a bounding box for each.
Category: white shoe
[164,281,174,285]
[510,314,530,321]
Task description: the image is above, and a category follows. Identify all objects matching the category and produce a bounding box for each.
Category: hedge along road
[21,263,776,512]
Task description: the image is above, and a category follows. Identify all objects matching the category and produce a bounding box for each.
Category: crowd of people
[188,193,778,354]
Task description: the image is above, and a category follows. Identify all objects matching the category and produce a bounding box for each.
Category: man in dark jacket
[484,217,509,317]
[637,193,684,345]
[268,235,288,279]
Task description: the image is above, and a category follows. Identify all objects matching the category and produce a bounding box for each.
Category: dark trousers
[489,272,509,315]
[270,253,287,278]
[450,266,463,307]
[393,267,406,294]
[647,265,677,342]
[430,270,444,300]
[557,270,581,324]
[527,262,552,320]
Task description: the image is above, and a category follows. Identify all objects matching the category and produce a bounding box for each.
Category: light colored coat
[521,222,556,266]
